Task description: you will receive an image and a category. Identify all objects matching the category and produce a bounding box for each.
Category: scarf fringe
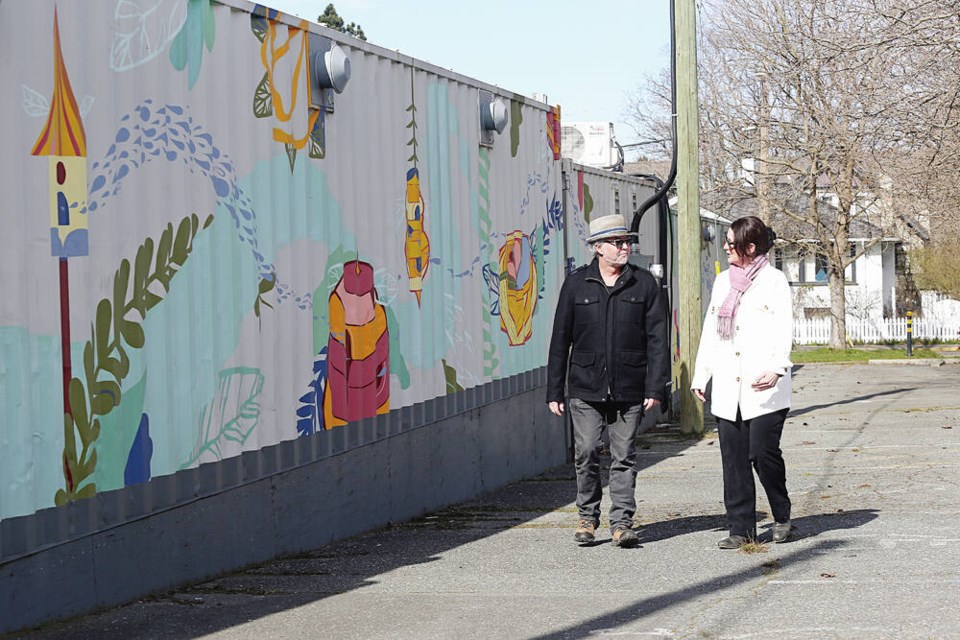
[717,316,735,340]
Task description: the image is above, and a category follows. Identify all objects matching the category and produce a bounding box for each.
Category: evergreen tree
[317,4,366,41]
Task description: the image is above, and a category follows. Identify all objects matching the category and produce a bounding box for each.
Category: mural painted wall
[0,0,565,521]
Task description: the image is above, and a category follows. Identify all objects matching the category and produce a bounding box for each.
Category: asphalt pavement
[8,361,960,640]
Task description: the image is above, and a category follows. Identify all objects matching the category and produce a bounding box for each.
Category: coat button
[735,352,740,357]
[736,376,741,382]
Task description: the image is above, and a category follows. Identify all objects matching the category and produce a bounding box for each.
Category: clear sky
[263,0,672,149]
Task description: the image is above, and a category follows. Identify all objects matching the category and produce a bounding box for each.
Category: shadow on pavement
[637,513,728,544]
[13,424,703,640]
[527,538,849,640]
[789,388,916,417]
[762,508,880,542]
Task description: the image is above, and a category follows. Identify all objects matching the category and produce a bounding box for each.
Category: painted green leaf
[133,239,154,313]
[90,392,114,416]
[95,299,112,360]
[62,413,78,460]
[81,449,98,479]
[69,377,89,432]
[172,216,192,264]
[100,355,125,381]
[156,223,173,276]
[254,72,273,118]
[142,289,164,311]
[90,418,101,443]
[203,214,214,229]
[92,379,121,414]
[75,483,97,500]
[309,128,325,159]
[114,259,130,317]
[442,359,464,393]
[83,342,95,386]
[54,489,68,507]
[251,14,267,42]
[259,275,276,295]
[121,319,145,349]
[117,344,130,378]
[510,97,525,158]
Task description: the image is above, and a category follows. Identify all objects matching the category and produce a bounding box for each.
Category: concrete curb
[867,358,953,366]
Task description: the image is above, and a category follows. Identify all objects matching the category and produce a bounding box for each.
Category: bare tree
[628,0,960,348]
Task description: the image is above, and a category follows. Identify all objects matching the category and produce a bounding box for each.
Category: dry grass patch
[738,539,769,554]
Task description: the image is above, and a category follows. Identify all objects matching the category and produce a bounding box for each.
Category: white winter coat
[691,263,793,421]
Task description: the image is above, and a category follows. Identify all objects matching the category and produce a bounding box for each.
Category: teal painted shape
[0,328,83,520]
[91,372,148,493]
[248,155,349,263]
[388,83,467,370]
[170,0,216,89]
[137,211,259,475]
[384,305,411,390]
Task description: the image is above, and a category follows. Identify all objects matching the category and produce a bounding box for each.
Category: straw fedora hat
[586,213,639,244]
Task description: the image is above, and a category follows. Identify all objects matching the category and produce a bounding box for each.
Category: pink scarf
[717,254,768,339]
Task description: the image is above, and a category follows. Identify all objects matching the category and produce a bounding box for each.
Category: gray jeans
[568,397,644,530]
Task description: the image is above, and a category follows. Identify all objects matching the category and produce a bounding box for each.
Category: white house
[774,237,900,322]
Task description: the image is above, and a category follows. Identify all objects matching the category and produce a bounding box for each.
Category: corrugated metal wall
[0,2,668,630]
[1,0,566,525]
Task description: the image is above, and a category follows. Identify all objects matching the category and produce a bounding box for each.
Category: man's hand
[642,398,661,412]
[548,401,565,416]
[691,388,706,403]
[751,370,781,391]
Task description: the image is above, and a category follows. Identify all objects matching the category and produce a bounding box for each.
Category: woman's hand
[548,401,565,416]
[691,388,706,403]
[751,370,781,391]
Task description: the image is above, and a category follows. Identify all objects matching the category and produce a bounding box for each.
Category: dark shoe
[611,526,639,548]
[574,520,597,543]
[717,535,751,549]
[772,520,791,543]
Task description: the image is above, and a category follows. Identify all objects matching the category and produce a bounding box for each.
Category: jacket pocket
[569,350,596,390]
[618,295,646,325]
[621,350,647,368]
[618,350,648,395]
[575,295,600,324]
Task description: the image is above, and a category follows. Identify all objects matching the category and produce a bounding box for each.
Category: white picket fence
[794,316,960,345]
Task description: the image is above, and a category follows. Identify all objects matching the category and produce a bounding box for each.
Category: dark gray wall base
[0,378,564,634]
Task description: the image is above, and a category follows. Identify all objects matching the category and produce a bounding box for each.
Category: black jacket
[547,258,669,404]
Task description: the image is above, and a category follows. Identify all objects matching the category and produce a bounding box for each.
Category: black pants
[717,407,790,538]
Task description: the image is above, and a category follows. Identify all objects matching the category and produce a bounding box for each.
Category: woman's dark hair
[729,215,776,257]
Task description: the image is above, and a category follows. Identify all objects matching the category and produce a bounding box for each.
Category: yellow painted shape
[32,9,86,157]
[261,19,319,150]
[498,232,537,346]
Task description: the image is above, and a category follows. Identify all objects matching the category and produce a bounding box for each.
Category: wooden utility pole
[677,0,704,434]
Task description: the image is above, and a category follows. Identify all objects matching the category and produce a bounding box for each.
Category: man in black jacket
[547,213,669,547]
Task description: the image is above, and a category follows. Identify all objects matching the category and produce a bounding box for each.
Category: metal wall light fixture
[479,90,508,147]
[309,35,352,112]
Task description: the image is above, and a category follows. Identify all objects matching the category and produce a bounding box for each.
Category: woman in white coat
[692,216,794,549]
